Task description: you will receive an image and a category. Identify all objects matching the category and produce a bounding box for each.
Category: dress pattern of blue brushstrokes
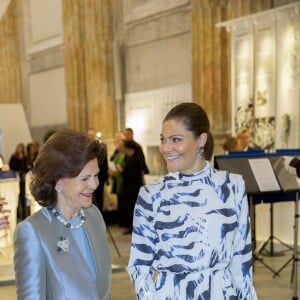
[127,162,257,300]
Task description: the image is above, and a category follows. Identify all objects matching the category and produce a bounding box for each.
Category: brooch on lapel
[57,236,69,253]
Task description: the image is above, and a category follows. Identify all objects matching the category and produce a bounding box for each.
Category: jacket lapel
[38,208,99,298]
[84,208,112,299]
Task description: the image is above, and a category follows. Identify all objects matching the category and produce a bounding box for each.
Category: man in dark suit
[124,127,149,176]
[87,128,109,212]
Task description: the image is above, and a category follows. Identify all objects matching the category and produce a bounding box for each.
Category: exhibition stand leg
[258,202,292,257]
[272,192,299,300]
[251,196,278,275]
[292,191,299,300]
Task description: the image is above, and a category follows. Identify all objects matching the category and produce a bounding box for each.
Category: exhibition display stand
[214,150,300,284]
[0,174,19,249]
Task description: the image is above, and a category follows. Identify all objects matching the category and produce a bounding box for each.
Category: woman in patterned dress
[128,102,257,299]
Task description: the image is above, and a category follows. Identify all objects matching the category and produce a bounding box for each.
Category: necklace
[51,207,86,229]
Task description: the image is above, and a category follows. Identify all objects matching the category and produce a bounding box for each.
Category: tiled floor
[1,225,300,299]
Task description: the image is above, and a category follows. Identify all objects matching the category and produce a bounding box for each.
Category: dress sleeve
[14,221,46,300]
[127,185,157,300]
[229,175,257,300]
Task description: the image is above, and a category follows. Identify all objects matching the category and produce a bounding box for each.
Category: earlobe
[55,181,62,193]
[198,132,208,148]
[55,185,62,193]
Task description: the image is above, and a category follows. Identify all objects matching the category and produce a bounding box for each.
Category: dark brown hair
[124,140,138,150]
[30,129,104,208]
[163,102,213,160]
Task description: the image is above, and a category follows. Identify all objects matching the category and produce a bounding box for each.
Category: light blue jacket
[14,205,111,300]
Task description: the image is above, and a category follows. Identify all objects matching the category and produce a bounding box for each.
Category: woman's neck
[56,201,78,220]
[194,159,206,173]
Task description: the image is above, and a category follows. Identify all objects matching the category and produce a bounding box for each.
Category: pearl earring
[55,185,62,193]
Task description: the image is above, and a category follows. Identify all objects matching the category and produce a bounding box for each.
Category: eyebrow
[160,134,184,139]
[78,172,99,178]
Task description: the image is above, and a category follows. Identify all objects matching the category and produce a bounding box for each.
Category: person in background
[110,131,126,162]
[25,142,39,172]
[223,136,242,153]
[14,129,111,299]
[9,143,28,219]
[110,131,127,227]
[289,157,300,178]
[124,127,149,177]
[87,128,109,212]
[128,102,257,299]
[120,140,144,234]
[25,142,35,171]
[33,141,40,156]
[237,128,260,151]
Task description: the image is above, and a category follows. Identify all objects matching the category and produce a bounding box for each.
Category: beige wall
[2,0,299,146]
[123,1,191,92]
[19,0,65,142]
[0,103,32,162]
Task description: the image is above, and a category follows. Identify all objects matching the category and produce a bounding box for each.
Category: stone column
[191,0,275,153]
[62,0,116,137]
[192,0,231,153]
[0,0,21,103]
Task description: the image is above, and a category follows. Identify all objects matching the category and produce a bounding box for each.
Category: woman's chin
[81,200,93,208]
[166,163,179,173]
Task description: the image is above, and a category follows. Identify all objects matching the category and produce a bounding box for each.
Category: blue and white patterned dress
[128,162,257,300]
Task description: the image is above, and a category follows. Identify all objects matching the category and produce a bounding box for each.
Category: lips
[165,154,180,161]
[81,193,93,198]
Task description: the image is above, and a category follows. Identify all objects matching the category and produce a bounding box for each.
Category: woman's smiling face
[57,158,99,212]
[159,119,206,174]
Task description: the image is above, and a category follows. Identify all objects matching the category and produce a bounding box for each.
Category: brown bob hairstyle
[30,129,104,208]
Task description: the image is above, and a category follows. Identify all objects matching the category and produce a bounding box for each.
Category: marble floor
[1,225,300,299]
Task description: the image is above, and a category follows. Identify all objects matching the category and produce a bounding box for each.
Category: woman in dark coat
[9,143,28,219]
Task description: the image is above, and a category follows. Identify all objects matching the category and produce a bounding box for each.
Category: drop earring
[198,146,204,159]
